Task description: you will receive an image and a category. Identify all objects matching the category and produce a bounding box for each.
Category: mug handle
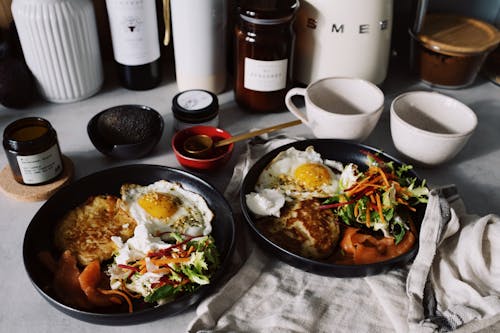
[285,88,309,125]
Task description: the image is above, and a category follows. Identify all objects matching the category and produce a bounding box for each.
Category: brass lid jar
[234,0,299,113]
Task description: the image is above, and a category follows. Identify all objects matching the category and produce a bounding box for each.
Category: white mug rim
[304,76,385,117]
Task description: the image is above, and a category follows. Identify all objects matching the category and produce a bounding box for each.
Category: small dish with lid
[412,13,500,88]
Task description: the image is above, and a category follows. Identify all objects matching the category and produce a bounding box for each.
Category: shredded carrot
[120,285,142,299]
[354,200,360,217]
[153,267,171,275]
[397,198,417,211]
[366,205,371,227]
[344,175,371,192]
[152,257,191,266]
[98,288,134,313]
[377,167,390,187]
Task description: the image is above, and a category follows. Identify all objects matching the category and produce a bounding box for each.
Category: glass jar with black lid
[3,117,63,185]
[234,0,299,113]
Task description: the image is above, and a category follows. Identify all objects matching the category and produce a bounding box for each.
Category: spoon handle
[214,119,302,147]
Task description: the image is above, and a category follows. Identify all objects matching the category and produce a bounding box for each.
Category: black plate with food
[240,139,427,277]
[23,165,235,325]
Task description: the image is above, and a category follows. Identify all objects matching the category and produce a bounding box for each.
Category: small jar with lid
[3,117,64,185]
[234,0,299,113]
[172,90,220,131]
[413,14,500,88]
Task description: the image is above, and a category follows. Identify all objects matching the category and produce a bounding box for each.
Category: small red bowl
[172,126,234,171]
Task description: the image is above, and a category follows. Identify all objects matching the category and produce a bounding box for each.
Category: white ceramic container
[12,0,103,103]
[294,0,393,85]
[390,91,477,166]
[169,0,227,94]
[285,77,384,141]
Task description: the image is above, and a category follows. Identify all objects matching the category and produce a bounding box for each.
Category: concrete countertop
[0,60,499,332]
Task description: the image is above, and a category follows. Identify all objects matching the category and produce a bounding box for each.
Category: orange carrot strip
[366,205,371,227]
[377,167,390,187]
[98,289,134,313]
[153,267,171,275]
[397,198,417,211]
[152,257,191,266]
[344,175,372,192]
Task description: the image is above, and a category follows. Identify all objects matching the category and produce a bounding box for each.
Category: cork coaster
[0,155,74,202]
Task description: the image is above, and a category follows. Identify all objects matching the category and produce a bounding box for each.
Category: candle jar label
[16,144,62,184]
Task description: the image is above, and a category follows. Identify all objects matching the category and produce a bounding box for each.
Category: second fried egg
[120,180,213,237]
[255,146,340,200]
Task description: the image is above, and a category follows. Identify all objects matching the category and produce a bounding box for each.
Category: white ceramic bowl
[390,91,477,166]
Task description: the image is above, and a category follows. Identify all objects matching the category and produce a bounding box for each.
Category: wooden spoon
[183,119,302,158]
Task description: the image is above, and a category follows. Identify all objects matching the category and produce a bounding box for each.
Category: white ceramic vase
[12,0,103,103]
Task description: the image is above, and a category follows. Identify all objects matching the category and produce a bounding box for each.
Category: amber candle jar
[234,0,299,113]
[3,117,63,185]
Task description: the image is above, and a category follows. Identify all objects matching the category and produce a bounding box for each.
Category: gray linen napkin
[188,135,500,333]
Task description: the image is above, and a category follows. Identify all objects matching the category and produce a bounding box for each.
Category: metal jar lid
[239,0,299,24]
[172,90,219,123]
[417,14,500,56]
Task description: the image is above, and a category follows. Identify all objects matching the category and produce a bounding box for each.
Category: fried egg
[119,180,213,237]
[255,146,340,200]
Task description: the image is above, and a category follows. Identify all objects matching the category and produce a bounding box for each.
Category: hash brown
[54,195,136,266]
[255,199,341,259]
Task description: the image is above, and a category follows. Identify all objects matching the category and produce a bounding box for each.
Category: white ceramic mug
[285,77,384,141]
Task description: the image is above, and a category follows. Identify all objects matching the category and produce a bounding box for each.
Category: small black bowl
[88,105,164,159]
[23,165,235,325]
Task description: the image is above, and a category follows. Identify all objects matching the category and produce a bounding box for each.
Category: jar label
[106,0,160,66]
[244,58,288,92]
[16,144,63,184]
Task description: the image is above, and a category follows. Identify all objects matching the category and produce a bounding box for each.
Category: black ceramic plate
[23,165,235,325]
[240,139,425,277]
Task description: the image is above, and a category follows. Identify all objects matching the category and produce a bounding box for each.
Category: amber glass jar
[3,117,63,185]
[234,0,299,113]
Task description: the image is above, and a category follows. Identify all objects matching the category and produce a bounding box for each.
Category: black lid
[239,0,299,21]
[172,90,219,122]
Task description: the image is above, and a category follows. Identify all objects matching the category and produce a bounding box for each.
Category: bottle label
[106,0,160,66]
[244,58,288,92]
[16,144,63,184]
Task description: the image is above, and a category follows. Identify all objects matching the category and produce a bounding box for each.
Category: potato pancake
[255,199,341,259]
[54,195,136,266]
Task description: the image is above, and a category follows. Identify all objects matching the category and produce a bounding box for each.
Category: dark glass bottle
[234,0,299,113]
[106,0,162,90]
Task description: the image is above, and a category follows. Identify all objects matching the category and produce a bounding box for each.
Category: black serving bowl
[23,165,235,325]
[240,139,426,277]
[87,105,164,159]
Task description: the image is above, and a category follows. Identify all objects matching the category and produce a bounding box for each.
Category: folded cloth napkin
[188,135,500,333]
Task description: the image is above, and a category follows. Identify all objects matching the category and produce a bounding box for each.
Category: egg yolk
[138,192,179,219]
[294,163,331,189]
